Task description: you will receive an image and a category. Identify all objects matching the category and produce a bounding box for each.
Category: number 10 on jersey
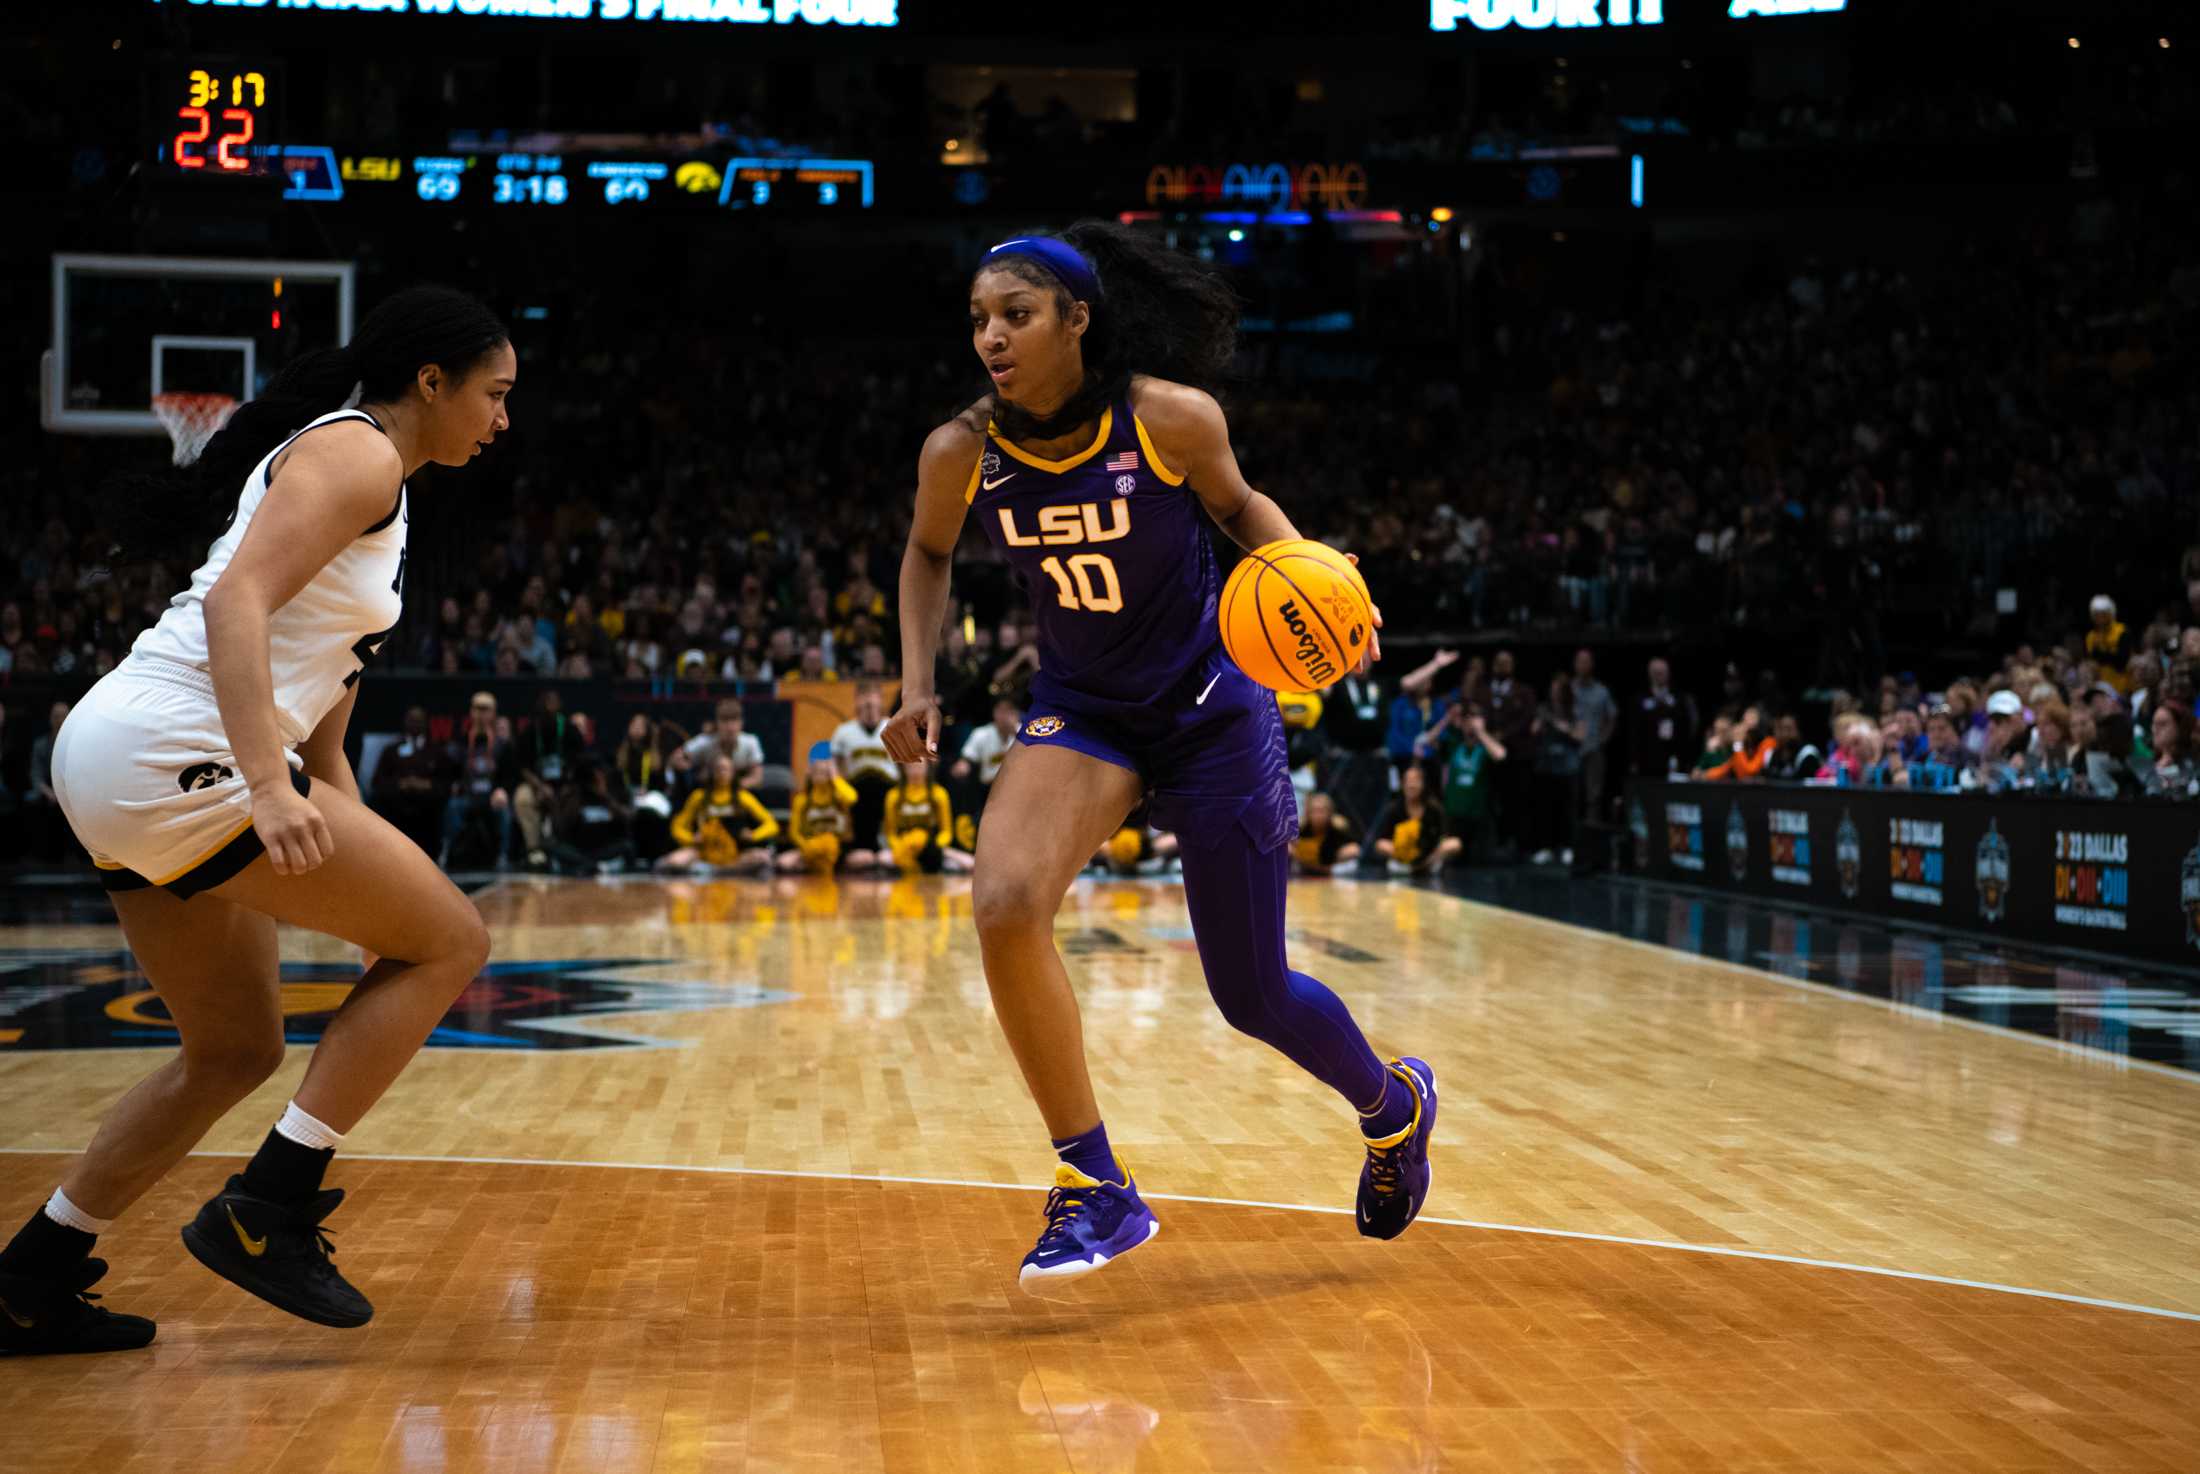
[1038,554,1122,613]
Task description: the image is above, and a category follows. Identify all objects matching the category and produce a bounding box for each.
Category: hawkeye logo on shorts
[0,951,792,1052]
[179,762,234,792]
[1024,715,1066,738]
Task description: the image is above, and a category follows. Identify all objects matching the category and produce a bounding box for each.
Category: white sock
[44,1187,113,1235]
[274,1100,346,1152]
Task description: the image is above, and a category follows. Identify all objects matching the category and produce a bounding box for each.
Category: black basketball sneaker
[0,1258,156,1356]
[181,1175,373,1328]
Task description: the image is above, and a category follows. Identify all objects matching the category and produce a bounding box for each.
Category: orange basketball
[1219,539,1373,693]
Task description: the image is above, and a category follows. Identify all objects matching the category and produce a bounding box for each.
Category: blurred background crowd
[3,0,2195,874]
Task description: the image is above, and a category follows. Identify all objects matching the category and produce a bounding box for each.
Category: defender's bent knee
[393,901,490,980]
[181,1032,288,1097]
[449,907,492,975]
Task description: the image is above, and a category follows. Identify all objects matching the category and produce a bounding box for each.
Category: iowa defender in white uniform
[0,287,512,1356]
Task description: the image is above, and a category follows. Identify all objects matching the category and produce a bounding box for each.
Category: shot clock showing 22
[156,52,873,214]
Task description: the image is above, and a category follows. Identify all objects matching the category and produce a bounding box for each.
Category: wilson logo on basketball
[1276,600,1339,685]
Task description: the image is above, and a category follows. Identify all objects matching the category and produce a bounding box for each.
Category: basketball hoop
[151,391,239,466]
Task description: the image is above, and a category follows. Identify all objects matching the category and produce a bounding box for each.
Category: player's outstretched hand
[883,693,943,762]
[1344,552,1384,673]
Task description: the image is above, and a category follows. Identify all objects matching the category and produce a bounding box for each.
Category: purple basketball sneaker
[1018,1160,1160,1294]
[1355,1057,1436,1240]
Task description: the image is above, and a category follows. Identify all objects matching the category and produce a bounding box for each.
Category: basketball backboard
[42,253,355,436]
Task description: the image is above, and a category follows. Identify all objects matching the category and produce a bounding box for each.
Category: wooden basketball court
[2,873,2196,1472]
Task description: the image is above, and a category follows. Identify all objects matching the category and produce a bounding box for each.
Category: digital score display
[490,153,571,205]
[151,68,872,214]
[721,158,874,209]
[164,59,279,177]
[271,148,875,211]
[589,160,669,204]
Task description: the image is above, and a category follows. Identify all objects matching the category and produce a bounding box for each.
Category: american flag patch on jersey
[1105,451,1140,473]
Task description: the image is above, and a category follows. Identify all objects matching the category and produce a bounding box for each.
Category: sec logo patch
[1023,715,1066,739]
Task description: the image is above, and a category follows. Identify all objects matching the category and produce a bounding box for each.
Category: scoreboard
[722,159,875,209]
[154,56,872,211]
[349,152,877,211]
[161,57,281,179]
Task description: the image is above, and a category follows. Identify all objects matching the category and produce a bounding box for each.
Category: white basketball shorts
[51,653,309,899]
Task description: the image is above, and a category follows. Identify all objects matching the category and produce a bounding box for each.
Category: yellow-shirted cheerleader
[1278,688,1324,798]
[1094,799,1181,875]
[1277,688,1323,731]
[1373,763,1459,875]
[777,747,875,874]
[1292,790,1362,876]
[883,760,975,874]
[657,753,778,874]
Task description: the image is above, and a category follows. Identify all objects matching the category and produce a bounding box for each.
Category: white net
[150,391,239,466]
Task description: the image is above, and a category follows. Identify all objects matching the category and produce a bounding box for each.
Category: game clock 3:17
[164,58,280,178]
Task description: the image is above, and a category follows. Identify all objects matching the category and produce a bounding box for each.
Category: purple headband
[980,236,1103,305]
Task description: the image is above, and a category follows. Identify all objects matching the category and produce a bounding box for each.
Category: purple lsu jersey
[967,401,1217,705]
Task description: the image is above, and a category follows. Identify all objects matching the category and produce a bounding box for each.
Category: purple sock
[1052,1122,1119,1183]
[1360,1069,1417,1140]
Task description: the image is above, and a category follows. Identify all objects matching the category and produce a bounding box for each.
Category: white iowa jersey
[132,409,408,748]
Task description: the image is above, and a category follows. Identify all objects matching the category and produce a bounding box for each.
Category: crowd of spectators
[1274,643,1621,878]
[1270,582,2200,889]
[1684,592,2200,803]
[341,638,1652,882]
[6,206,2200,874]
[4,205,2195,707]
[347,680,998,878]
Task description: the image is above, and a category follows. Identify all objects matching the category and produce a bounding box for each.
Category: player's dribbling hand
[254,782,335,876]
[1343,552,1384,673]
[883,694,943,762]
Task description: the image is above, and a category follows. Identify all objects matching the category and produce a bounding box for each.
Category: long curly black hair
[99,284,507,559]
[976,220,1239,443]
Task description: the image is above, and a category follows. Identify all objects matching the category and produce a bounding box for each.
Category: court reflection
[1018,1369,1161,1472]
[1443,868,2200,1072]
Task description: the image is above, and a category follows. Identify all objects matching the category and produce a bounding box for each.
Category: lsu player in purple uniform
[883,224,1437,1291]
